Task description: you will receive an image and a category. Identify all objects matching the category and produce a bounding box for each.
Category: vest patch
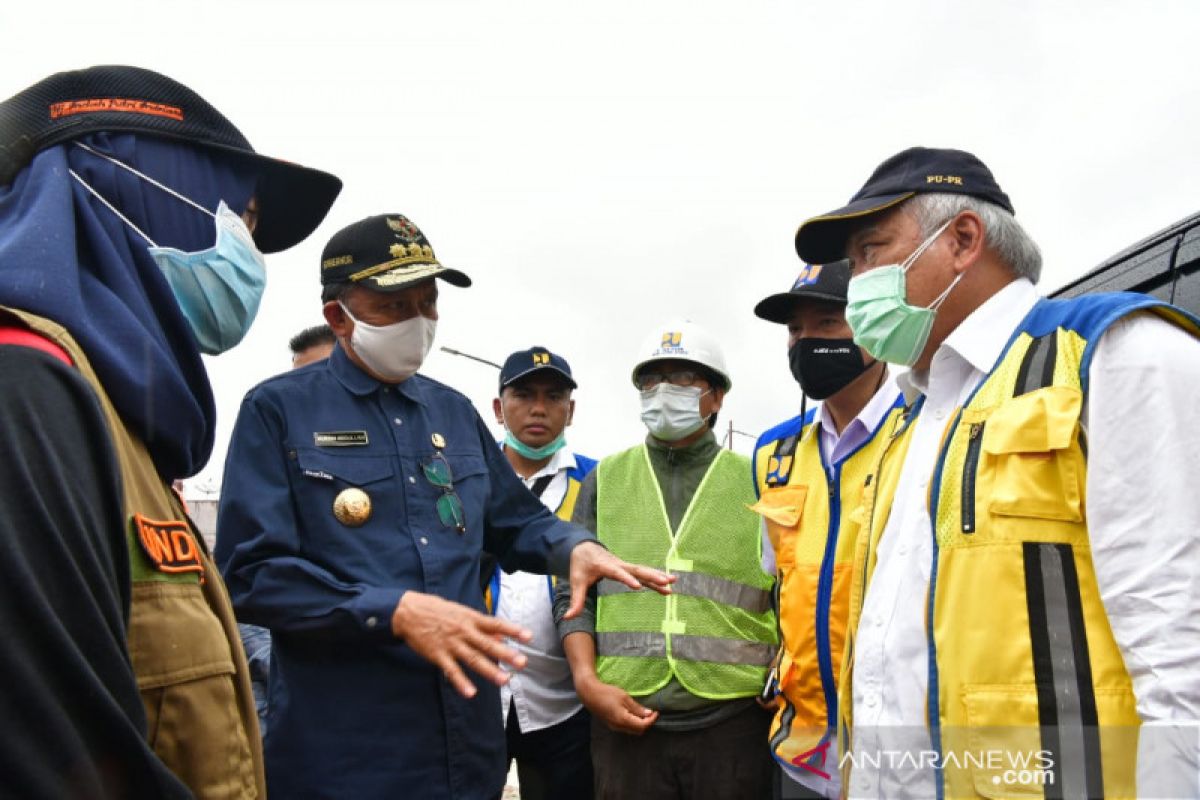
[132,514,204,579]
[314,431,369,447]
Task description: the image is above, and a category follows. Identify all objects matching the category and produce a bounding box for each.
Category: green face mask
[504,429,567,460]
[845,218,961,366]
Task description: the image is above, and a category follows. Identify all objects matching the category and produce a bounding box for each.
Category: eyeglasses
[421,452,467,533]
[636,369,704,390]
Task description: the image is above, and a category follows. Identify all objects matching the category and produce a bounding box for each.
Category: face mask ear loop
[900,217,955,274]
[69,169,158,247]
[927,270,965,312]
[73,141,216,219]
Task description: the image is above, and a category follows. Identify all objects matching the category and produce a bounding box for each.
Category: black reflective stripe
[673,572,773,614]
[671,634,775,666]
[1015,332,1058,395]
[1023,542,1104,800]
[596,631,667,658]
[770,695,796,751]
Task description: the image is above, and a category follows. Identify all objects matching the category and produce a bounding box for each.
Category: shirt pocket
[978,386,1085,523]
[292,448,398,535]
[749,483,809,571]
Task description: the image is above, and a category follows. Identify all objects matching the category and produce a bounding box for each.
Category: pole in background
[439,346,502,370]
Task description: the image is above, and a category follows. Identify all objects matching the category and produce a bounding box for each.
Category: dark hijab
[0,132,256,479]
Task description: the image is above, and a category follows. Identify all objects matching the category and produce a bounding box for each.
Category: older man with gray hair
[795,147,1200,799]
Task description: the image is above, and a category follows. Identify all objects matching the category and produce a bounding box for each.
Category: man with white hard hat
[554,320,778,799]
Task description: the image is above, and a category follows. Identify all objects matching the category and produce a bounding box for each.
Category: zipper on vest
[960,422,985,534]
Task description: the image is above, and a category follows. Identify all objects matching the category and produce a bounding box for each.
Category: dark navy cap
[499,346,577,391]
[754,259,851,323]
[0,65,341,253]
[320,214,471,292]
[795,147,1014,264]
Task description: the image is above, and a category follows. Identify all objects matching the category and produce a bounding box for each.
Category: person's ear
[323,300,352,340]
[492,397,504,426]
[566,398,576,427]
[947,211,986,275]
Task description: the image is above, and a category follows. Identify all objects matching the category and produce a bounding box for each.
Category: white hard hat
[630,319,732,391]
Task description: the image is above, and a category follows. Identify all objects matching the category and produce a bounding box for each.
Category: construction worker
[749,259,902,799]
[488,346,597,799]
[555,320,778,799]
[795,146,1200,798]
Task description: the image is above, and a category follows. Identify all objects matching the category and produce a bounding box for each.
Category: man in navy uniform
[216,214,671,800]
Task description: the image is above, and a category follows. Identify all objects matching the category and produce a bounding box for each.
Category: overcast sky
[5,0,1199,494]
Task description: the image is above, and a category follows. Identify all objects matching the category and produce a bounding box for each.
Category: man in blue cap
[216,214,672,800]
[488,346,597,799]
[0,65,341,798]
[795,146,1200,798]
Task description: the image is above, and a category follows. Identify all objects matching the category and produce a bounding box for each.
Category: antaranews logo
[841,748,1055,787]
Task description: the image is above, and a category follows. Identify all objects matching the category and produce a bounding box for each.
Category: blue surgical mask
[504,429,567,460]
[69,143,266,355]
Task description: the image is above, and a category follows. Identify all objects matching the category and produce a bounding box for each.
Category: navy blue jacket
[216,345,593,799]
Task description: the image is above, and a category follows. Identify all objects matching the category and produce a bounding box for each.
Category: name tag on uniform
[314,431,369,447]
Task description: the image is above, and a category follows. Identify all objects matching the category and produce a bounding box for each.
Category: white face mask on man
[339,302,436,383]
[639,383,709,441]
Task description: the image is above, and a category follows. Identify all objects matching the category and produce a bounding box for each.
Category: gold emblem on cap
[333,488,372,527]
[431,433,446,449]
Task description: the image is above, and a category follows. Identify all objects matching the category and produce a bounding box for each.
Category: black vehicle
[1051,211,1200,314]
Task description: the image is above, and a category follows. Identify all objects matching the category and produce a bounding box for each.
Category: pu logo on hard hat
[662,331,682,347]
[533,352,550,365]
[793,263,823,288]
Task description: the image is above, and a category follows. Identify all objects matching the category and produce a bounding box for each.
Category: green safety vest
[594,444,777,700]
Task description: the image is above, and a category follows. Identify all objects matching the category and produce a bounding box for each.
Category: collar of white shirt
[898,277,1040,403]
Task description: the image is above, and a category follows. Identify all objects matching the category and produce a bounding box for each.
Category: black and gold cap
[795,147,1014,264]
[0,65,341,254]
[320,214,471,292]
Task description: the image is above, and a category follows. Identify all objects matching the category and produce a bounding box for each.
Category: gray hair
[905,193,1042,284]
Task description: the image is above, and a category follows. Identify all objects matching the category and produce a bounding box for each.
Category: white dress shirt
[497,446,585,733]
[848,278,1200,798]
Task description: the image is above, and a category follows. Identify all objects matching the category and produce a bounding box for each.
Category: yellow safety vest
[7,307,264,799]
[594,445,777,699]
[751,398,904,781]
[841,294,1200,799]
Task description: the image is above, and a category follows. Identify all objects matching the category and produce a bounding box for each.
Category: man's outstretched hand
[562,541,675,619]
[391,591,532,699]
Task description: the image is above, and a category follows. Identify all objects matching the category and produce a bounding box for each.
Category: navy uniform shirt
[215,345,593,800]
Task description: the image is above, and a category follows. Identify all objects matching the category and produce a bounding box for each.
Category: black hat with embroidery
[320,213,471,292]
[795,147,1014,264]
[0,64,341,253]
[754,259,851,323]
[499,347,577,391]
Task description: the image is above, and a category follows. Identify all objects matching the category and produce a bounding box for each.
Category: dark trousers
[506,704,594,800]
[590,703,775,800]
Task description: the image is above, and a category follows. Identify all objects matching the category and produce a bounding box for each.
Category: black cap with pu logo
[753,259,851,324]
[498,347,577,391]
[795,147,1014,264]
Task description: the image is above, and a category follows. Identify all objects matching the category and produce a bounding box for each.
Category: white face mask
[639,383,708,441]
[339,302,436,383]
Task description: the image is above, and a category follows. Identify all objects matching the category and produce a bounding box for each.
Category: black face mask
[788,337,872,400]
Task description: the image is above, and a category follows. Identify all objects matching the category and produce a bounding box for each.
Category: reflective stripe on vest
[598,572,772,615]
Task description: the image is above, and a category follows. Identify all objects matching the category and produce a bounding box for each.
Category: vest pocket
[129,581,255,798]
[980,387,1084,523]
[749,484,808,570]
[960,685,1049,798]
